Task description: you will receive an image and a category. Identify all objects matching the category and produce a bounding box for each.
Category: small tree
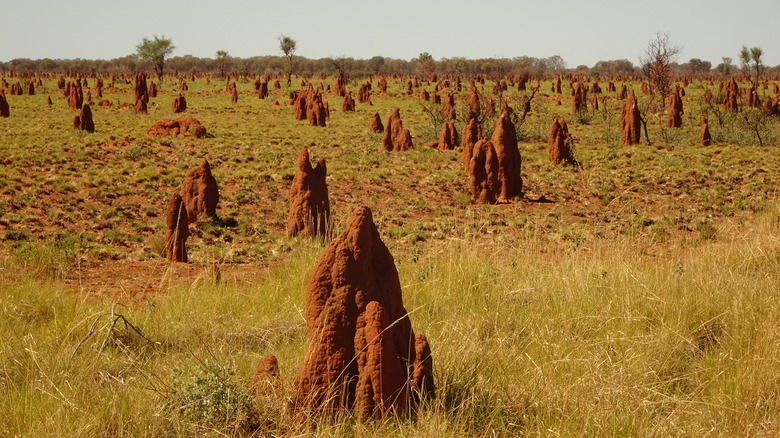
[415,52,436,77]
[640,32,681,105]
[278,35,297,86]
[215,50,230,79]
[136,35,175,81]
[368,56,385,75]
[717,57,733,76]
[740,45,765,86]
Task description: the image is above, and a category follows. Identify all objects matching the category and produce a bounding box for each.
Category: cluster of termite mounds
[292,88,328,127]
[467,107,523,204]
[147,118,208,138]
[163,159,220,262]
[254,207,434,419]
[382,109,413,151]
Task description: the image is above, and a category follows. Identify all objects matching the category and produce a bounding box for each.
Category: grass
[2,206,780,436]
[1,73,780,435]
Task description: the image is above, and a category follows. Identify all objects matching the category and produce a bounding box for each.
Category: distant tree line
[1,53,777,79]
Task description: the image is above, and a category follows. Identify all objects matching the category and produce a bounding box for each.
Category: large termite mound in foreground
[181,159,220,223]
[164,192,189,263]
[293,206,434,418]
[287,148,331,239]
[147,118,208,138]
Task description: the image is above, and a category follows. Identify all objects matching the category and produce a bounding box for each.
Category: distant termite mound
[621,91,642,145]
[548,117,576,166]
[723,78,739,112]
[441,93,456,120]
[461,117,483,170]
[287,148,331,239]
[357,82,371,104]
[701,116,712,146]
[469,139,500,204]
[382,109,413,151]
[437,121,458,150]
[181,159,220,223]
[73,103,95,133]
[134,72,149,105]
[292,206,434,418]
[342,91,356,112]
[490,108,523,201]
[572,82,587,114]
[67,81,83,110]
[370,112,384,133]
[147,118,208,138]
[172,93,187,113]
[306,90,327,127]
[164,192,189,263]
[667,86,683,128]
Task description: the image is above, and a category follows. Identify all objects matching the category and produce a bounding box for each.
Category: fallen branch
[70,302,156,361]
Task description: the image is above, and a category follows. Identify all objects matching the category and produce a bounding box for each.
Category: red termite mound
[437,122,458,150]
[461,117,483,170]
[147,118,208,138]
[701,116,712,146]
[0,93,9,117]
[292,206,434,418]
[370,112,384,133]
[621,91,642,145]
[247,354,279,396]
[134,98,147,114]
[287,148,331,239]
[548,118,576,166]
[490,109,523,201]
[617,84,628,100]
[134,72,149,105]
[181,159,220,223]
[667,86,683,128]
[172,93,187,113]
[441,93,456,120]
[572,82,587,114]
[382,109,413,151]
[467,83,481,119]
[469,139,500,204]
[357,82,371,104]
[723,78,739,112]
[73,104,95,133]
[164,192,189,263]
[342,91,356,112]
[306,91,327,127]
[258,81,269,99]
[67,81,83,110]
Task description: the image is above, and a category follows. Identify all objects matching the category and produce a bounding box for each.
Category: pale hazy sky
[1,0,778,68]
